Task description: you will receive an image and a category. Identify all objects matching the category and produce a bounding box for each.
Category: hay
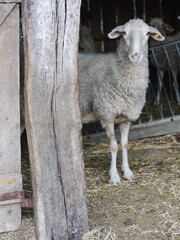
[0,218,35,240]
[0,132,179,239]
[82,227,116,240]
[84,133,180,240]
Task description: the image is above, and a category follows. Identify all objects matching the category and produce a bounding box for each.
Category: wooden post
[22,0,89,239]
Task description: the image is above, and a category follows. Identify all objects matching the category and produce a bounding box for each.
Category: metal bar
[146,84,154,120]
[0,191,33,208]
[143,0,146,21]
[150,49,164,117]
[175,43,180,56]
[21,198,33,208]
[167,67,174,108]
[159,0,162,17]
[150,49,174,117]
[132,0,137,18]
[0,191,24,202]
[149,40,180,51]
[162,45,178,114]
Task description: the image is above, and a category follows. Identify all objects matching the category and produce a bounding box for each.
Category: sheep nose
[131,52,140,61]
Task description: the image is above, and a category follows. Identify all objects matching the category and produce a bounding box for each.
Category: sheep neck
[115,40,149,91]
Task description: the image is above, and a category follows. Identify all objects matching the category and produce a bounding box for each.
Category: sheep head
[149,17,174,33]
[108,19,165,65]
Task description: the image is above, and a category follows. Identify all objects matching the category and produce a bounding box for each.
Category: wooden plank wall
[82,0,180,52]
[0,3,22,233]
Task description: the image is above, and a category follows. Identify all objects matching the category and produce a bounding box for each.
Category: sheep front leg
[120,122,134,180]
[103,123,120,184]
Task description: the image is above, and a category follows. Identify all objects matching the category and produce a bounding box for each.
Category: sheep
[149,18,180,105]
[79,25,95,53]
[79,19,164,184]
[79,2,95,53]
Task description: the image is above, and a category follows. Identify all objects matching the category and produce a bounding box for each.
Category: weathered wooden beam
[83,116,180,143]
[22,0,89,239]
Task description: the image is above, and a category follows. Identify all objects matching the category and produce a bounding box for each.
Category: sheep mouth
[130,60,143,65]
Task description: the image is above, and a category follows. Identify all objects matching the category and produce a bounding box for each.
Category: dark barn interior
[81,0,180,53]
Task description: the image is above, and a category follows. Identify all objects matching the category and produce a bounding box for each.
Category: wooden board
[83,116,180,143]
[0,3,21,233]
[0,0,20,2]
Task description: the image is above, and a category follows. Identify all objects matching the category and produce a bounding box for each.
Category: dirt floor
[0,132,179,240]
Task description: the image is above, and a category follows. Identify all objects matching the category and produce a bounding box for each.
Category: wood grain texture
[22,0,89,239]
[0,3,21,233]
[0,0,20,3]
[0,3,20,176]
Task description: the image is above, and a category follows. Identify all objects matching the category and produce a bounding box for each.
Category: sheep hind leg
[103,122,120,184]
[120,122,134,180]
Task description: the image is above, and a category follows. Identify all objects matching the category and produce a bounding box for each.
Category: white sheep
[79,19,164,184]
[149,18,180,105]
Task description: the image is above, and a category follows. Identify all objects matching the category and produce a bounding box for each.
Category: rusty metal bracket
[0,190,33,208]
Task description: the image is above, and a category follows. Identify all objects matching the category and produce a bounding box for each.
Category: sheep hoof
[109,171,120,185]
[123,169,134,181]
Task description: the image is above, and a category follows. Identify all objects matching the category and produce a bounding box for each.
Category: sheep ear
[148,27,165,41]
[108,26,125,39]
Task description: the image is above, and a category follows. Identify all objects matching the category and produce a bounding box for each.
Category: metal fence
[145,40,180,121]
[83,40,180,142]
